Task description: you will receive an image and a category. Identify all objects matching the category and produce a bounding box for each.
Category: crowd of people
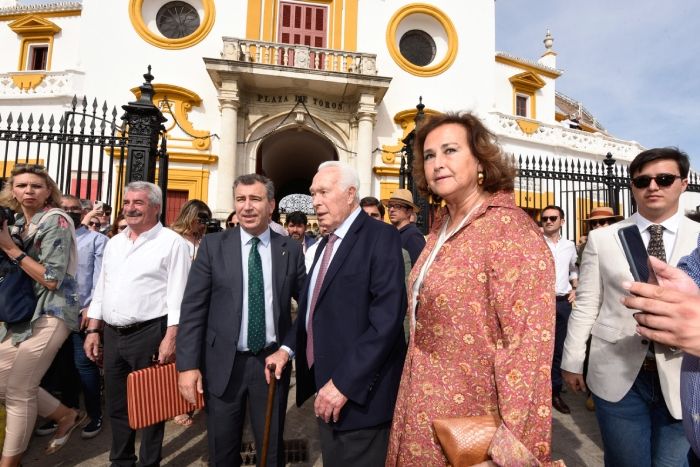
[1,111,700,467]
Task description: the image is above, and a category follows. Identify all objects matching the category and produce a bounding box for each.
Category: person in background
[383,189,426,266]
[386,112,557,466]
[86,216,101,232]
[84,181,191,466]
[170,199,212,262]
[108,213,127,239]
[36,195,107,440]
[562,147,700,466]
[285,210,314,254]
[359,196,385,221]
[0,164,85,465]
[97,204,112,236]
[540,205,578,415]
[226,211,239,230]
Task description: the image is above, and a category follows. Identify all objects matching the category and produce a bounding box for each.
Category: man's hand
[84,332,101,362]
[178,369,203,404]
[79,309,90,331]
[264,349,290,384]
[562,370,586,393]
[622,260,700,357]
[314,379,348,423]
[158,325,177,364]
[567,288,576,304]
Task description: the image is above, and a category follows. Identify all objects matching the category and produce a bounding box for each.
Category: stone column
[355,91,376,197]
[216,79,240,219]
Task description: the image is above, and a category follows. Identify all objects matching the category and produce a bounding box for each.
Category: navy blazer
[177,227,306,397]
[285,210,407,431]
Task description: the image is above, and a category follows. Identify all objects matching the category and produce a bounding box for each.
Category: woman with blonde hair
[386,113,558,466]
[0,164,85,466]
[169,199,212,261]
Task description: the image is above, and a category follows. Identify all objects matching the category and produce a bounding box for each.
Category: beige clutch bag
[433,413,500,467]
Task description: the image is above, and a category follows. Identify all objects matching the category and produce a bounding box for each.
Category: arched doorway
[256,128,338,208]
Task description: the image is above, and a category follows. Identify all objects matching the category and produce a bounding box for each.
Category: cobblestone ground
[21,386,602,466]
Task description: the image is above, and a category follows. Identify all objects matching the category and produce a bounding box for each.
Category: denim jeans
[594,368,690,467]
[71,332,102,421]
[551,297,571,395]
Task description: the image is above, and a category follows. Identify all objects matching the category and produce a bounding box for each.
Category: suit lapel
[270,231,288,338]
[223,228,244,310]
[317,213,365,302]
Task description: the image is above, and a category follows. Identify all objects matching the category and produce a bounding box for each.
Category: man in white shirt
[541,205,578,414]
[84,181,191,467]
[562,148,700,466]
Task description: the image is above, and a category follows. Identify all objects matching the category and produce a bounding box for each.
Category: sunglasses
[117,224,127,231]
[588,219,610,227]
[387,204,408,210]
[11,164,46,175]
[227,222,238,228]
[630,173,681,189]
[541,215,559,223]
[89,221,100,227]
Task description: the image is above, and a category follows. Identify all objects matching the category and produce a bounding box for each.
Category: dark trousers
[205,346,290,467]
[71,332,102,421]
[552,296,572,395]
[317,420,390,467]
[103,318,166,467]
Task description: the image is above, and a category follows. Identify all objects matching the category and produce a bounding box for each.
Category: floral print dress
[386,191,559,466]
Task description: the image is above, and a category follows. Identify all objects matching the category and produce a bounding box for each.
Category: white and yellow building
[0,0,656,221]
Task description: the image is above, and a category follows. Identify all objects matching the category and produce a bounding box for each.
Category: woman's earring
[477,171,485,186]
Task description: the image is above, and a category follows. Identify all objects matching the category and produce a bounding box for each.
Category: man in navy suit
[177,174,306,466]
[266,161,407,466]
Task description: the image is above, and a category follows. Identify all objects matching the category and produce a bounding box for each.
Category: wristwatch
[11,252,27,265]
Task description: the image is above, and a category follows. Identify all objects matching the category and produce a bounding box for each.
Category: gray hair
[124,181,162,215]
[234,174,275,201]
[317,161,360,201]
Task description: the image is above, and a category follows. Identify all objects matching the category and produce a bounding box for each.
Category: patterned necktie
[306,233,338,367]
[647,224,666,263]
[247,237,266,353]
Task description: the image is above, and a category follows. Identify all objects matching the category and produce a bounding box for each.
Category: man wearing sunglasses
[562,147,700,466]
[540,205,578,415]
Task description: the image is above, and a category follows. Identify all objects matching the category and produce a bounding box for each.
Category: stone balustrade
[0,69,85,99]
[222,37,378,75]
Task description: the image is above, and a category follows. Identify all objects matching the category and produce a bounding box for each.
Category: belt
[106,316,166,336]
[556,295,569,302]
[236,343,279,357]
[641,356,657,372]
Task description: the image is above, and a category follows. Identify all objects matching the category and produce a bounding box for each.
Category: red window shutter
[278,1,327,48]
[166,190,189,226]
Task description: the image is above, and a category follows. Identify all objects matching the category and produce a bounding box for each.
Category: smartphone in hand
[618,225,658,285]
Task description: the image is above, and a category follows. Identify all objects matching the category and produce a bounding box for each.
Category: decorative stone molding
[0,69,84,98]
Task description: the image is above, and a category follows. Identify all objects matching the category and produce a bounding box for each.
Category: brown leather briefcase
[126,362,204,430]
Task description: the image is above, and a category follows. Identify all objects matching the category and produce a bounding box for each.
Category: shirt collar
[128,222,163,241]
[633,211,681,235]
[331,206,361,241]
[240,225,271,247]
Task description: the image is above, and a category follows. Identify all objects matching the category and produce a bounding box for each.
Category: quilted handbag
[126,362,204,430]
[433,412,500,467]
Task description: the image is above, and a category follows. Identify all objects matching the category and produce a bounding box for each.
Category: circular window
[156,1,201,39]
[399,30,436,67]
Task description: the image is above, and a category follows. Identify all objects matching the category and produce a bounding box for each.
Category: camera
[205,219,223,234]
[0,206,15,228]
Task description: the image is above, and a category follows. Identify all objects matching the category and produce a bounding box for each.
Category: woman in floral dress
[386,113,558,466]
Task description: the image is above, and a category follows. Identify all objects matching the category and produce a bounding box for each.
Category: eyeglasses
[227,222,238,228]
[588,219,610,227]
[88,221,100,227]
[387,203,407,210]
[541,215,559,223]
[117,224,127,231]
[631,173,682,189]
[62,207,83,213]
[11,164,46,175]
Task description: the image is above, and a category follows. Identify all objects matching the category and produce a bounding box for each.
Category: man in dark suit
[177,174,306,467]
[266,161,407,466]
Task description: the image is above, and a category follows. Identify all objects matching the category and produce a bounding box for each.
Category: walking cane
[260,363,277,467]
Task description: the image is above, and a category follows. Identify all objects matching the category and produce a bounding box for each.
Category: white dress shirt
[237,227,276,351]
[631,211,681,260]
[544,235,579,295]
[87,223,191,327]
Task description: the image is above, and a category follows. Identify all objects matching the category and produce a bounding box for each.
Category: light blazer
[176,227,306,397]
[561,215,700,418]
[284,210,407,431]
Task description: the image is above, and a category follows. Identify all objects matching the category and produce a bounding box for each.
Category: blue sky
[495,0,700,168]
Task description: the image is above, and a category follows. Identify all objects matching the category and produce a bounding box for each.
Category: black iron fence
[0,68,168,223]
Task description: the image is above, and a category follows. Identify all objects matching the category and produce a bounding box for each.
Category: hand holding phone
[618,225,658,285]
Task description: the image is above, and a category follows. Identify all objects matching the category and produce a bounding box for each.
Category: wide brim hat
[382,188,419,211]
[584,206,623,222]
